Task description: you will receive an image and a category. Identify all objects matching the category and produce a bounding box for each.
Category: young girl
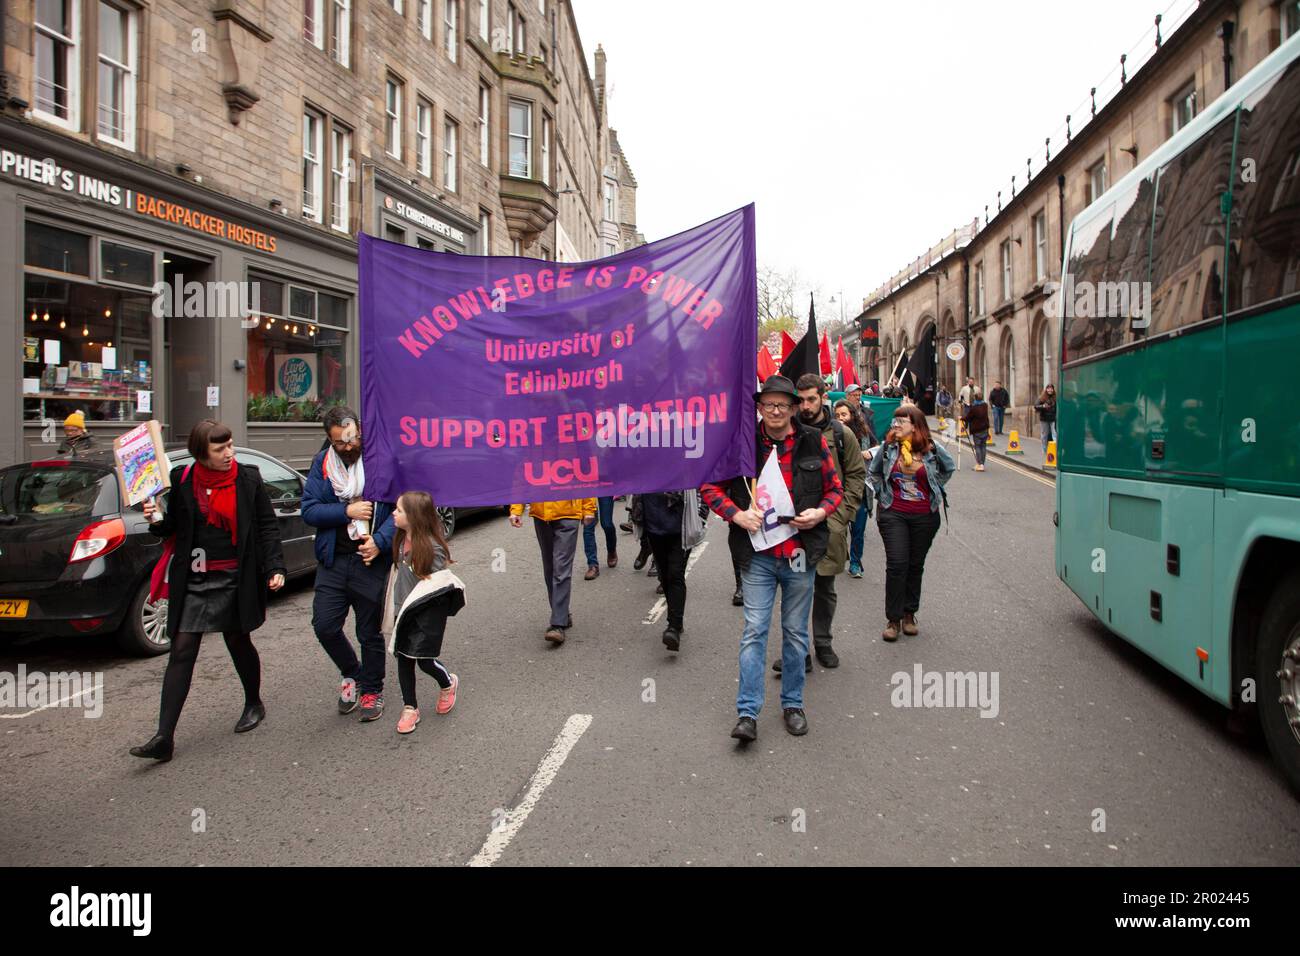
[382,491,467,734]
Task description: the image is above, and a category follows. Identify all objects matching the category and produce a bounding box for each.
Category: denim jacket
[868,440,955,513]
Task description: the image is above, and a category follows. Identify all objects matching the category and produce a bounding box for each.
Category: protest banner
[359,205,757,505]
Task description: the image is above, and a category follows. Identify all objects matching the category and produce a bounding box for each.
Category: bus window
[1063,204,1113,361]
[1148,116,1236,335]
[1228,58,1300,315]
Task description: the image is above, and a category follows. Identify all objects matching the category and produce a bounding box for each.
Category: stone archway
[915,319,937,414]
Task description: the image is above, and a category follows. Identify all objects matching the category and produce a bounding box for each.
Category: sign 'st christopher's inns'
[360,205,757,506]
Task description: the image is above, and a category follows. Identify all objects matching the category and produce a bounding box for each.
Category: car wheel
[1258,569,1300,797]
[116,579,171,657]
[436,505,456,538]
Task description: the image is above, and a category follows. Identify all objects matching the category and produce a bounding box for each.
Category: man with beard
[303,406,398,722]
[770,374,865,672]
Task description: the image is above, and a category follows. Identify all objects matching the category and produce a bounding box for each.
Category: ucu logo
[523,457,599,486]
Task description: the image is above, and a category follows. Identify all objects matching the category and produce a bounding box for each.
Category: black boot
[234,702,266,733]
[129,734,174,762]
[732,571,744,606]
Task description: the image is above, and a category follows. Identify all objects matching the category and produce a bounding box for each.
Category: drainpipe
[1218,20,1235,92]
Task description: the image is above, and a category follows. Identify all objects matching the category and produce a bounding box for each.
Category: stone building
[860,0,1299,433]
[1,0,639,466]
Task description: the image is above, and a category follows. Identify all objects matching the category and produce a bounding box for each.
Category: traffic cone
[1044,441,1058,469]
[958,419,968,438]
[1006,430,1024,455]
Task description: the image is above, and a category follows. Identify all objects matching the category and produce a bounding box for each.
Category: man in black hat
[702,375,843,743]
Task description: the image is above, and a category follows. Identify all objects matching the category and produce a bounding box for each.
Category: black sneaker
[662,627,681,651]
[358,693,384,721]
[338,677,359,714]
[772,655,813,675]
[730,716,757,743]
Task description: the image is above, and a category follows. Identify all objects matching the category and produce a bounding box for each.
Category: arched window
[1000,331,1016,406]
[1038,320,1053,394]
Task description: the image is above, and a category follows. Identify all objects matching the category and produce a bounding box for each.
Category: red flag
[836,336,859,387]
[756,346,779,381]
[818,333,833,376]
[780,331,798,363]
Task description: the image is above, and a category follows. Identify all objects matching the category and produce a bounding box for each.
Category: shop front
[368,167,480,255]
[2,118,357,470]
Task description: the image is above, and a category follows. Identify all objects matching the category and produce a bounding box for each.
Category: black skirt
[176,568,242,634]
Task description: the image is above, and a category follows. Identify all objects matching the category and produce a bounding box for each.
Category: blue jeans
[737,552,816,717]
[992,406,1005,434]
[1041,421,1057,453]
[582,496,617,566]
[849,502,868,568]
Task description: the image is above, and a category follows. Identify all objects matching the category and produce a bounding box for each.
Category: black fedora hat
[753,375,798,404]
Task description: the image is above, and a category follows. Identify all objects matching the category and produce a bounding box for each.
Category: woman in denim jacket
[867,405,955,642]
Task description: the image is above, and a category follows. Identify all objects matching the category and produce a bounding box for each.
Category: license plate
[0,599,29,618]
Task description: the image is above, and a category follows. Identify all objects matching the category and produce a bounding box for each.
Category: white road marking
[468,713,593,867]
[642,540,709,624]
[0,676,103,720]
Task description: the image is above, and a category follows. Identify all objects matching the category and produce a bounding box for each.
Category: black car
[0,446,317,656]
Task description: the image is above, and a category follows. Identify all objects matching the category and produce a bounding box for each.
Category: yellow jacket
[510,499,597,521]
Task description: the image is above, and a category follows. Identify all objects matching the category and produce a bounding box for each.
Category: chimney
[594,44,607,117]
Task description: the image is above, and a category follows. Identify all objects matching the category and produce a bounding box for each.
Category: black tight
[157,631,261,738]
[397,655,452,708]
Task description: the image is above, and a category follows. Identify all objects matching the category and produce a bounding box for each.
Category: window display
[246,278,349,421]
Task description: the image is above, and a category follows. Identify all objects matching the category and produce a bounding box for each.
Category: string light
[292,324,299,335]
[59,319,67,329]
[43,312,50,322]
[30,311,37,322]
[82,326,89,336]
[104,309,112,318]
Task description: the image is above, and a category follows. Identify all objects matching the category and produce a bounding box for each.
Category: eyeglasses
[331,438,360,450]
[758,402,794,412]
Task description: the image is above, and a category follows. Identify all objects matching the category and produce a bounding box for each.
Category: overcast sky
[572,0,1197,319]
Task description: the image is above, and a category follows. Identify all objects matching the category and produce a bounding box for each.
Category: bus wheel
[1256,570,1300,797]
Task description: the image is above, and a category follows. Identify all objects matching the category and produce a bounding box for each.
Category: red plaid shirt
[701,426,843,559]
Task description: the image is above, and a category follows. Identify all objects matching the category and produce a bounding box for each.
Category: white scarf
[326,446,369,540]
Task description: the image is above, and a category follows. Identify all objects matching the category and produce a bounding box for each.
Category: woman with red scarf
[130,419,287,763]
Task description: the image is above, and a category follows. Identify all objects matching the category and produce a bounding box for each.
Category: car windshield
[0,464,118,520]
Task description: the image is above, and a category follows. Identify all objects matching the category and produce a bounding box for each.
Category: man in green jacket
[776,373,867,671]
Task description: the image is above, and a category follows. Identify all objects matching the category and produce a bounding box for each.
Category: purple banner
[359,205,756,505]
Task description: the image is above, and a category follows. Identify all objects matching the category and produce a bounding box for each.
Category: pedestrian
[958,376,976,419]
[867,404,955,642]
[988,380,1010,435]
[383,491,466,735]
[57,411,97,457]
[869,380,881,396]
[1034,385,1058,454]
[834,399,874,579]
[936,385,953,424]
[786,373,866,671]
[509,496,596,644]
[582,495,618,580]
[633,489,709,651]
[303,406,397,723]
[702,375,843,743]
[130,419,286,762]
[963,388,991,472]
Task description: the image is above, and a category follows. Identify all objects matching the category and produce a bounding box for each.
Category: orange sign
[135,192,277,253]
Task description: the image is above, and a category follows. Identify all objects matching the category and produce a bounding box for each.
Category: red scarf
[192,459,239,545]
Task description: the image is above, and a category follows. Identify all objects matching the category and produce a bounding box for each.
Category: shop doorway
[161,251,216,446]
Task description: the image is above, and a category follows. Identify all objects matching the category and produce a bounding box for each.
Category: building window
[385,223,406,244]
[540,115,550,185]
[604,240,616,257]
[416,98,433,176]
[246,276,350,421]
[1088,159,1108,204]
[417,0,431,39]
[97,1,136,149]
[975,261,985,315]
[444,0,457,60]
[479,209,491,254]
[604,179,616,220]
[302,110,324,221]
[1033,211,1048,281]
[1000,240,1013,301]
[304,0,323,46]
[1283,1,1300,41]
[511,238,522,256]
[330,125,351,231]
[330,0,350,66]
[1170,81,1196,136]
[443,117,458,191]
[387,0,402,13]
[507,2,525,54]
[385,77,402,159]
[35,0,80,127]
[508,98,532,177]
[478,84,490,166]
[477,0,488,40]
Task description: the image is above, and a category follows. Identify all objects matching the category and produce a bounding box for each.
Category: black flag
[779,293,820,382]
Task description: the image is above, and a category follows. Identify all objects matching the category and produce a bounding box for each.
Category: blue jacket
[868,439,955,513]
[302,450,397,569]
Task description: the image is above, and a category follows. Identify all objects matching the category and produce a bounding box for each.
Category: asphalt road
[2,450,1297,866]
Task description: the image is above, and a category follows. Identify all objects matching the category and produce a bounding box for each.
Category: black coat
[149,463,287,638]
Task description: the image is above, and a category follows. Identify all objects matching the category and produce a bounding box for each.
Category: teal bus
[1055,32,1300,795]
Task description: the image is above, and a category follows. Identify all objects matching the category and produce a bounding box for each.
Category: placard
[748,448,799,552]
[113,420,171,507]
[273,354,318,401]
[101,346,117,370]
[43,339,60,364]
[206,385,220,407]
[136,390,152,413]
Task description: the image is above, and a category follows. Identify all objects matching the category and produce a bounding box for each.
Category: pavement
[930,414,1054,476]
[2,459,1297,867]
